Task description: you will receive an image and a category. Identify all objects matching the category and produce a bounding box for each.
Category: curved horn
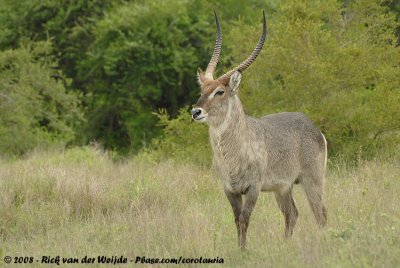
[204,11,222,80]
[218,11,266,84]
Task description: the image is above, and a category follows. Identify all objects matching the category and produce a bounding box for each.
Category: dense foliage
[0,0,398,161]
[0,42,82,155]
[153,0,400,163]
[79,1,215,150]
[238,0,400,160]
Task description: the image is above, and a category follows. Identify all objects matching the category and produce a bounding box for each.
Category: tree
[155,0,400,163]
[79,0,217,151]
[232,0,400,160]
[0,42,83,155]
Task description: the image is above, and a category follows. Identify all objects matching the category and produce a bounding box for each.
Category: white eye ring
[215,90,224,96]
[208,87,225,99]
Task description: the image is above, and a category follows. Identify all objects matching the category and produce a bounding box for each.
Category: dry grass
[1,147,399,267]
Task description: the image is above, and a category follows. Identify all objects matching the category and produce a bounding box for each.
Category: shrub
[148,107,210,166]
[227,0,400,161]
[78,0,218,151]
[0,42,83,155]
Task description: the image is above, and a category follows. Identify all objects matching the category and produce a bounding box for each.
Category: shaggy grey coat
[194,72,327,250]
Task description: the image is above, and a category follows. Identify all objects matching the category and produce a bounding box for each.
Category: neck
[208,95,253,182]
[209,95,247,136]
[208,95,248,157]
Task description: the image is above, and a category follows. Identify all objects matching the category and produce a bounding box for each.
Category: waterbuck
[191,11,327,250]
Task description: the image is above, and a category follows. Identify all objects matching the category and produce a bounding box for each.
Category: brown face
[192,11,266,123]
[191,79,229,122]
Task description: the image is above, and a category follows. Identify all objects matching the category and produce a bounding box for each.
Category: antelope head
[191,11,267,124]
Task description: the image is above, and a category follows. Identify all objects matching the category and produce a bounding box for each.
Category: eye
[215,90,224,96]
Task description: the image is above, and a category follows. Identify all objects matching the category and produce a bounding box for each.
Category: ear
[229,71,242,94]
[197,68,206,86]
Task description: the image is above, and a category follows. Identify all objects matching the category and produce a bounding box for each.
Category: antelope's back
[253,112,326,168]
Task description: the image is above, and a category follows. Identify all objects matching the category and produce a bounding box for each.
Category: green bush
[152,0,399,164]
[0,42,83,155]
[226,0,400,161]
[0,0,274,153]
[0,0,112,77]
[76,0,220,151]
[148,107,210,166]
[0,0,398,161]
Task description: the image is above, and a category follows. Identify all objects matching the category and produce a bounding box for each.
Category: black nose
[191,108,202,119]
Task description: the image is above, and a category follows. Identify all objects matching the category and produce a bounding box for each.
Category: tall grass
[1,147,399,267]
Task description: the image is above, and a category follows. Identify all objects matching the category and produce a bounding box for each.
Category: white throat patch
[211,95,237,137]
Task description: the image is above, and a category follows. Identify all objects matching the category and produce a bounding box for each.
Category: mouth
[193,115,208,122]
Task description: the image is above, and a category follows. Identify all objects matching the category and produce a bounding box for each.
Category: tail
[321,133,328,169]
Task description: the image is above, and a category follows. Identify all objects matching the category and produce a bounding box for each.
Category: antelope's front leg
[224,187,243,246]
[239,185,260,250]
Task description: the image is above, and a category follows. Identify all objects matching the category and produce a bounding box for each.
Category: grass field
[1,147,399,267]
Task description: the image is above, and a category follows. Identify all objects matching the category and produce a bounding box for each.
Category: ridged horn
[204,11,222,80]
[218,11,266,84]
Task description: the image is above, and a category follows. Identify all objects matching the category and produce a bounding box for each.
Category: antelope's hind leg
[300,136,328,228]
[301,175,327,227]
[275,187,298,238]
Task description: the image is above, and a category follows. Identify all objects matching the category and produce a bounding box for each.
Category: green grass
[1,147,399,267]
